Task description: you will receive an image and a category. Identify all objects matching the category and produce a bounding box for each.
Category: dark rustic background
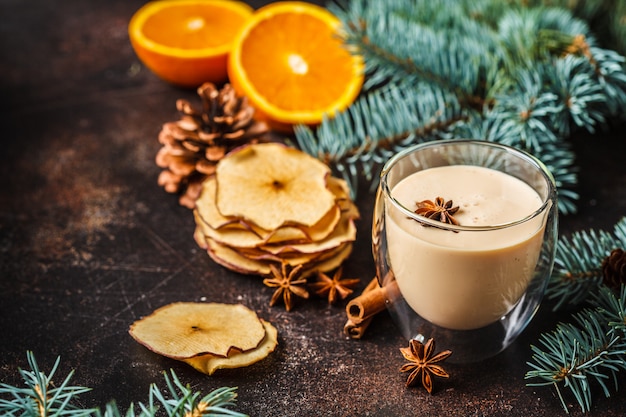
[1,1,625,416]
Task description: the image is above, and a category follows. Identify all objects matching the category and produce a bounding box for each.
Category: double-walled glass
[372,140,558,363]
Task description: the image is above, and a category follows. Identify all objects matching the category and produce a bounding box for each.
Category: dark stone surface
[1,1,625,416]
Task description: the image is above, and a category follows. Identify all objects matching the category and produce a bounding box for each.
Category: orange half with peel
[227,1,364,131]
[128,0,253,88]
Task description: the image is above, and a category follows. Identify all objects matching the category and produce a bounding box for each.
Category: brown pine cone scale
[602,248,626,289]
[155,82,269,209]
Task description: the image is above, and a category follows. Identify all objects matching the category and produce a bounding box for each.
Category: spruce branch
[0,352,246,417]
[546,217,626,310]
[0,351,94,417]
[525,286,626,414]
[487,67,561,152]
[527,215,626,414]
[297,0,626,214]
[593,286,626,333]
[614,217,626,247]
[294,79,467,198]
[148,371,244,417]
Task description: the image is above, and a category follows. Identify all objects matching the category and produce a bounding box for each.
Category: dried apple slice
[248,203,340,244]
[288,204,341,242]
[260,210,357,255]
[259,225,311,244]
[205,237,272,275]
[339,198,361,220]
[235,244,326,264]
[205,237,307,275]
[327,176,351,202]
[183,319,278,375]
[129,302,266,359]
[215,143,336,230]
[195,211,266,249]
[195,177,312,245]
[193,225,209,250]
[303,244,354,278]
[249,180,346,243]
[206,236,353,276]
[195,173,348,247]
[196,206,341,249]
[196,177,257,231]
[196,209,312,249]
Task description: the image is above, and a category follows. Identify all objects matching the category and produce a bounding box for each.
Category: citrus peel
[128,0,253,87]
[227,1,364,131]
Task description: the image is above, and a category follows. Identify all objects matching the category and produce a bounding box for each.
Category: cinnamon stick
[343,273,401,339]
[346,278,386,324]
[343,277,386,338]
[344,317,374,339]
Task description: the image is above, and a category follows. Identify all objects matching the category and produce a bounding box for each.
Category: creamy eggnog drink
[386,165,545,331]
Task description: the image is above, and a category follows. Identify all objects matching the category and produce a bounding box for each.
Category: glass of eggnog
[373,140,558,363]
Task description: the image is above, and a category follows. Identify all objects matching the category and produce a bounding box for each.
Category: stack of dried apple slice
[193,143,359,276]
[129,302,277,375]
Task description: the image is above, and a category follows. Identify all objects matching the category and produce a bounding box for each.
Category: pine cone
[156,82,269,209]
[601,248,626,289]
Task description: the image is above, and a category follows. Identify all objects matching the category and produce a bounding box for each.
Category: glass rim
[380,139,557,232]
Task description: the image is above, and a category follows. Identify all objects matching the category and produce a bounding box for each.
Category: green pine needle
[0,352,247,417]
[294,79,465,199]
[527,217,626,415]
[526,286,626,414]
[148,371,244,417]
[0,351,94,417]
[295,0,626,214]
[546,217,626,310]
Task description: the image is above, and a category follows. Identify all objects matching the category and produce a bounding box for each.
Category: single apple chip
[195,210,265,249]
[194,172,350,249]
[327,176,351,202]
[195,177,312,246]
[193,225,209,250]
[215,143,336,230]
[196,177,253,231]
[129,302,266,359]
[183,319,278,375]
[306,242,354,273]
[260,209,357,255]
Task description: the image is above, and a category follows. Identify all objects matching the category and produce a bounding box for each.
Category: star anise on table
[414,197,460,226]
[400,338,452,394]
[309,267,361,304]
[263,262,309,311]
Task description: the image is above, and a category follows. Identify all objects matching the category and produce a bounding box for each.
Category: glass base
[385,285,541,363]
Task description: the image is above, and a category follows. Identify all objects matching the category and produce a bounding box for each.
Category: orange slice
[129,0,253,88]
[227,1,364,131]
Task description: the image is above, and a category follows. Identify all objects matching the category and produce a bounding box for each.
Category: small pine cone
[601,248,626,289]
[156,82,269,209]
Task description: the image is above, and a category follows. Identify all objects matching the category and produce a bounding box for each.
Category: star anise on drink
[263,262,309,311]
[309,267,361,304]
[400,338,452,394]
[414,197,460,226]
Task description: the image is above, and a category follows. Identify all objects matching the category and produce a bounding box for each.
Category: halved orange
[128,0,253,88]
[227,1,364,131]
